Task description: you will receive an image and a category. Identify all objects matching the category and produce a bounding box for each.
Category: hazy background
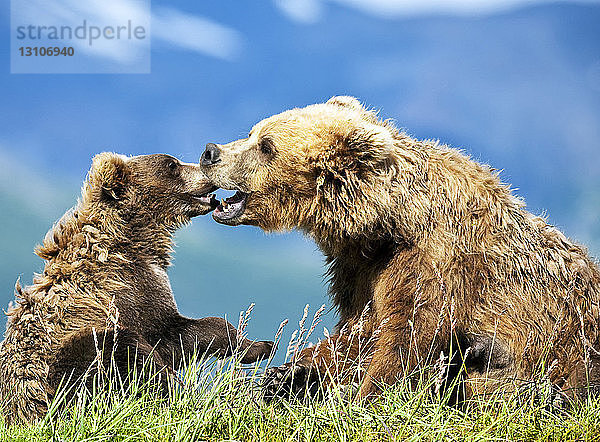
[1,0,599,363]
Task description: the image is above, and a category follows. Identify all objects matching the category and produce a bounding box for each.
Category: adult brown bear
[200,96,600,401]
[0,153,273,425]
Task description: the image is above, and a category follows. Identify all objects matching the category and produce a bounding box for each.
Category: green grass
[2,355,600,442]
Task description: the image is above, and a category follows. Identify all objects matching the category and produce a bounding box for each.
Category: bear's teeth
[221,199,229,208]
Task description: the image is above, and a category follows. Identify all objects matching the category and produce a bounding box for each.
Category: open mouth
[188,185,219,210]
[191,193,218,207]
[213,191,249,222]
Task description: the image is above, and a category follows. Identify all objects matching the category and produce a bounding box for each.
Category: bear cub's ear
[326,96,364,111]
[89,152,130,202]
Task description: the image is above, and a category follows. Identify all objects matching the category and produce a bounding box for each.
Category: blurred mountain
[0,2,598,358]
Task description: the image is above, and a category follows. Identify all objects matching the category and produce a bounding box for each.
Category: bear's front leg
[155,315,273,368]
[356,320,415,398]
[357,344,404,398]
[49,326,172,399]
[358,298,450,399]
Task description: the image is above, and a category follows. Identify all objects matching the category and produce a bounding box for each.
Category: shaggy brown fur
[0,153,273,425]
[200,96,600,401]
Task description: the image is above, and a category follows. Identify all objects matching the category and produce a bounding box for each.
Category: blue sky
[1,0,599,357]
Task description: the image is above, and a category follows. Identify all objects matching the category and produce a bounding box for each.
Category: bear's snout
[201,143,221,166]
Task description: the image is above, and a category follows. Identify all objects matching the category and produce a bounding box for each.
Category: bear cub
[0,153,273,425]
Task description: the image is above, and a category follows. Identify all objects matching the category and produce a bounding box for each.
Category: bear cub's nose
[201,143,221,166]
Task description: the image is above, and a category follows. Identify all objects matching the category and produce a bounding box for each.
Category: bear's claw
[262,362,321,401]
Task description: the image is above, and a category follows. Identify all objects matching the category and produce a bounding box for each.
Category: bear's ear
[326,96,364,111]
[335,124,395,171]
[89,152,130,202]
[313,124,396,186]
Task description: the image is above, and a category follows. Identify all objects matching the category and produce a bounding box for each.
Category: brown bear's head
[200,97,420,247]
[86,152,218,229]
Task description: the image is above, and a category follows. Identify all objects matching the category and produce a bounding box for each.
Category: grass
[2,305,600,441]
[1,354,600,441]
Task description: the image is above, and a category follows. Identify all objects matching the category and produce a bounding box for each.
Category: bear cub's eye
[166,159,179,174]
[259,138,275,156]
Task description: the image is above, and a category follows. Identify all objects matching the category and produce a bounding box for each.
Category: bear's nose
[201,143,222,166]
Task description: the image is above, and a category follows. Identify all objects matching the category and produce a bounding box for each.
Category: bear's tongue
[214,191,248,221]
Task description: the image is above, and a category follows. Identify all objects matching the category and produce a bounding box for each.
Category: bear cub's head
[88,152,218,228]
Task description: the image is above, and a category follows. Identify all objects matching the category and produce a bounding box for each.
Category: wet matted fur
[200,96,600,401]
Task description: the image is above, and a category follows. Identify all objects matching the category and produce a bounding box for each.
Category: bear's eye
[259,138,275,156]
[166,159,179,174]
